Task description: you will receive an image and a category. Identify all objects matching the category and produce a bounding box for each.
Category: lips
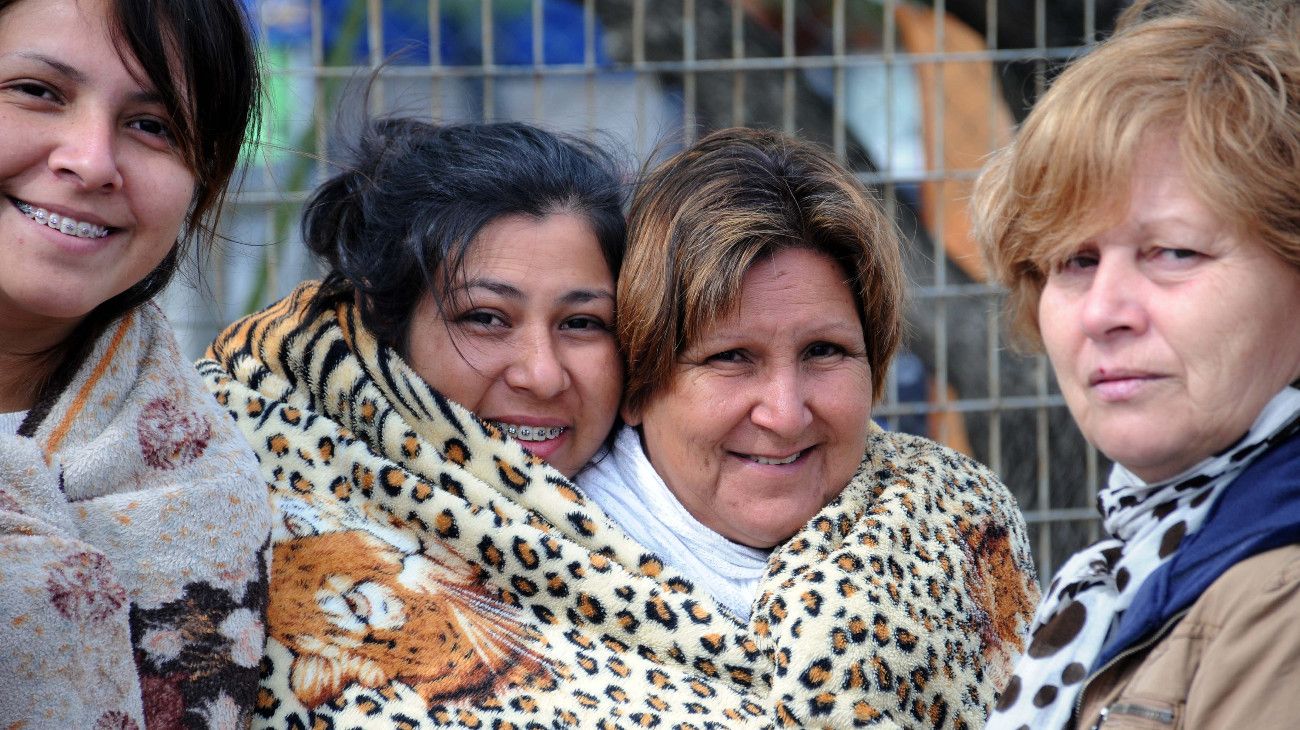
[1088,369,1164,402]
[1088,368,1159,387]
[733,448,808,466]
[10,196,114,239]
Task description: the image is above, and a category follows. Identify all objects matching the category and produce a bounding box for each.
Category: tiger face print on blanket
[271,525,554,707]
[200,282,1039,729]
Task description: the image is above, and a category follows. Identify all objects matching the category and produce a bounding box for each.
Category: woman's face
[0,0,195,333]
[1039,136,1300,483]
[627,247,874,549]
[405,212,622,479]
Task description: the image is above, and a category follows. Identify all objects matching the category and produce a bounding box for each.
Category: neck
[0,316,79,413]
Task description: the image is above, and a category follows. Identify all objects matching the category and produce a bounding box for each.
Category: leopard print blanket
[200,282,1038,729]
[0,303,270,728]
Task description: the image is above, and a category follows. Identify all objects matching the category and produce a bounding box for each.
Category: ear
[620,400,642,426]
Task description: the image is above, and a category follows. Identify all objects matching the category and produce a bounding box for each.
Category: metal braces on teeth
[15,201,109,239]
[497,423,565,441]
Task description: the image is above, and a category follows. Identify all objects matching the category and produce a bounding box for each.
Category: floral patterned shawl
[0,303,271,729]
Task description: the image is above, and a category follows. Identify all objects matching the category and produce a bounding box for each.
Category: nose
[1079,256,1148,340]
[48,110,124,191]
[750,365,813,438]
[503,327,571,399]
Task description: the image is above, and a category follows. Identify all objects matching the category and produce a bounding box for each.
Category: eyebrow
[11,51,166,105]
[698,319,864,346]
[462,279,614,306]
[560,289,615,306]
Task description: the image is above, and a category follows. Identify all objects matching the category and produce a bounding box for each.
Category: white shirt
[577,425,770,620]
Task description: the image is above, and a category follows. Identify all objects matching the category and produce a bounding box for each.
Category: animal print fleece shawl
[200,282,1039,729]
[0,303,271,729]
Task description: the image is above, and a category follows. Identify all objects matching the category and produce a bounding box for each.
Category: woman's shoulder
[1154,543,1300,728]
[862,427,1012,508]
[1195,543,1300,622]
[851,426,1038,586]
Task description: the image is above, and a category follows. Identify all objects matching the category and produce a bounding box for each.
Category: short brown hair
[619,127,905,416]
[973,0,1300,347]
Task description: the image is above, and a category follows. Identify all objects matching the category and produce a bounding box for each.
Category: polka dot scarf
[988,385,1300,730]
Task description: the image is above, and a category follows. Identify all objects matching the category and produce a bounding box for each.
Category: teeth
[13,200,109,239]
[493,422,566,442]
[747,452,801,466]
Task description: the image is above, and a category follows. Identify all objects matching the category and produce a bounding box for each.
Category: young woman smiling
[0,0,268,725]
[200,118,632,722]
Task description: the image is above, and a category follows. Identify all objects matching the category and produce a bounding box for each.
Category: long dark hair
[9,0,260,433]
[304,118,627,355]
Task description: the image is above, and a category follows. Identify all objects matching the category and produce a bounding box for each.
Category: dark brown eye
[707,349,746,364]
[128,117,176,142]
[560,315,608,331]
[806,342,844,359]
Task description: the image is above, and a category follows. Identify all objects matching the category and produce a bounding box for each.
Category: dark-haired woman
[202,118,643,724]
[0,0,268,726]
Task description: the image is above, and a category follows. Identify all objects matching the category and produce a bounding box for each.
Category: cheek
[575,344,624,412]
[1038,293,1082,381]
[821,384,872,470]
[406,330,492,410]
[135,162,196,237]
[679,385,747,449]
[641,388,727,474]
[433,356,495,411]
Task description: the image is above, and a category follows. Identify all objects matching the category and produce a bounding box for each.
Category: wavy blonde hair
[972,0,1300,348]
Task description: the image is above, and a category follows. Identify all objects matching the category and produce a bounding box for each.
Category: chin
[733,518,807,550]
[4,288,100,323]
[1097,441,1186,483]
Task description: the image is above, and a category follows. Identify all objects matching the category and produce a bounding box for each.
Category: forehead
[0,0,163,95]
[456,213,612,289]
[696,247,861,338]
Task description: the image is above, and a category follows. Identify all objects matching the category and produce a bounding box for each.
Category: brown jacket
[1076,543,1300,729]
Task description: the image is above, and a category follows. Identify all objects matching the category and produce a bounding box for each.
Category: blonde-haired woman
[975,0,1300,727]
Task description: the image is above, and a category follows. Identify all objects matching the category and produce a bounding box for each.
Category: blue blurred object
[250,0,608,66]
[889,349,930,438]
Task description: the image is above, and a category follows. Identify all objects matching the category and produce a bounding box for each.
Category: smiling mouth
[491,422,567,442]
[739,450,805,466]
[11,197,111,239]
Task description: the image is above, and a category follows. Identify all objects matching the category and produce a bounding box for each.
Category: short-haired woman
[0,0,268,725]
[578,126,1040,726]
[974,1,1300,727]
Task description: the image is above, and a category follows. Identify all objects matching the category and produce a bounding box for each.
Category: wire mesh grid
[165,0,1118,581]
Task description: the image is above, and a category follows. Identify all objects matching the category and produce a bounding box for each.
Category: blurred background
[166,0,1130,581]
